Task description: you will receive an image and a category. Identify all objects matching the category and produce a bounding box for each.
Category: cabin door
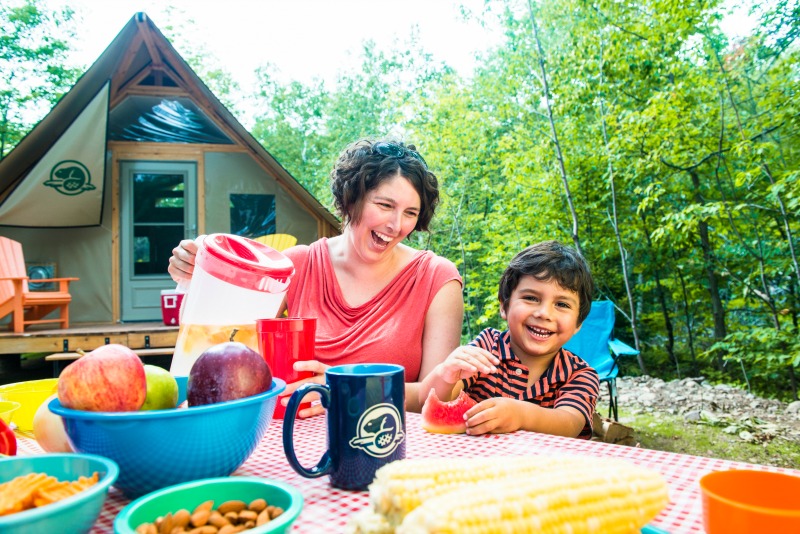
[120,161,197,321]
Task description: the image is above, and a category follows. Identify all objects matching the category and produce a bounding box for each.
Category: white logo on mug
[348,403,405,458]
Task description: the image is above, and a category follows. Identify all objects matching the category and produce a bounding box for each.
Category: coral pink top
[283,239,462,381]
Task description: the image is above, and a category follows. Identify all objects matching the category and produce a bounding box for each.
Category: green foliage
[0,0,79,158]
[5,0,799,400]
[241,0,800,399]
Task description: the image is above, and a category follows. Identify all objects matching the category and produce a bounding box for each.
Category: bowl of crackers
[0,453,119,534]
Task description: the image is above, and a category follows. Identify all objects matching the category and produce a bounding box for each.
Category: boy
[420,240,599,439]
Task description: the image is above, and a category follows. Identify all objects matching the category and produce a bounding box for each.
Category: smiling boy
[420,240,600,439]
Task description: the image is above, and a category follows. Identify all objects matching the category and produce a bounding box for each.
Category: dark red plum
[187,341,273,406]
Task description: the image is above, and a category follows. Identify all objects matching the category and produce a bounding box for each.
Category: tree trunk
[527,3,582,255]
[596,37,644,372]
[689,170,727,368]
[641,212,678,375]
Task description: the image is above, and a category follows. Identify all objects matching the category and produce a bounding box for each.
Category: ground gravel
[608,375,800,444]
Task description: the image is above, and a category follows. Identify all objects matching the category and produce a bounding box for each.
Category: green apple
[141,365,179,410]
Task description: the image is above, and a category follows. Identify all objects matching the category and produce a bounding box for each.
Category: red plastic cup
[256,317,316,418]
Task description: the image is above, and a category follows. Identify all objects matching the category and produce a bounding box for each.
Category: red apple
[57,344,147,411]
[33,394,73,452]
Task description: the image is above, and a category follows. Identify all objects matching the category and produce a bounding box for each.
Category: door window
[132,172,185,275]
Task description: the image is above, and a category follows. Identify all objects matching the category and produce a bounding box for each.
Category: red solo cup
[256,317,316,418]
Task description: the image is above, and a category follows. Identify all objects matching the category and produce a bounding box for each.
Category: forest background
[2,0,799,402]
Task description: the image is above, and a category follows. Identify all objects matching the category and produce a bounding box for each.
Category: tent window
[108,96,233,144]
[230,194,275,237]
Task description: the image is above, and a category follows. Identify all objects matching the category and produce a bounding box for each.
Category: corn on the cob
[362,456,669,534]
[369,455,617,526]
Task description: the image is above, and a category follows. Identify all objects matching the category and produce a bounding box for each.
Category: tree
[0,0,79,158]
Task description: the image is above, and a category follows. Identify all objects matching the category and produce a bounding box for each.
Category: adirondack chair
[563,300,640,421]
[253,233,298,251]
[0,237,79,332]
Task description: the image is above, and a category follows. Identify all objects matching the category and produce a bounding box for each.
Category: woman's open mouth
[371,230,392,249]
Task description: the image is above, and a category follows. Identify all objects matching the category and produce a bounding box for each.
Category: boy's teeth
[528,325,553,337]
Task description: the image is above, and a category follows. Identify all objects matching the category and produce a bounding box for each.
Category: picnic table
[17,411,800,533]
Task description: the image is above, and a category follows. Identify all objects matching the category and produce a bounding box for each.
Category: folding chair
[563,300,639,421]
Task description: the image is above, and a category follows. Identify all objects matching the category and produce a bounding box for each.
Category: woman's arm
[406,279,464,412]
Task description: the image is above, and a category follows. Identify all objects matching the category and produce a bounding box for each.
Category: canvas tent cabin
[0,12,339,327]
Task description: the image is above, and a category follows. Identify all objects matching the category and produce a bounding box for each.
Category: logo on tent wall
[44,160,96,196]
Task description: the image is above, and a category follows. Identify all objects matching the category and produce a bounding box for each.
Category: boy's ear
[499,299,507,320]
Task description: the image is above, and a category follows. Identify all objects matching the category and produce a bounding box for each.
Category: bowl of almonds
[113,476,303,534]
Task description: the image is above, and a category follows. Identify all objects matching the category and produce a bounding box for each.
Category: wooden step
[45,347,174,361]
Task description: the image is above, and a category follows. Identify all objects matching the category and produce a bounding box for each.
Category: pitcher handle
[282,383,332,478]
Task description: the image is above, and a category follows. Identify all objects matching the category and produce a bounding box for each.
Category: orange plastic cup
[700,469,800,533]
[256,317,316,418]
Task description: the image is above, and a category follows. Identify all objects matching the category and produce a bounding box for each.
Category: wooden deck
[0,322,179,356]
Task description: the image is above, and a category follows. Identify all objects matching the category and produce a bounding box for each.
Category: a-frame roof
[0,12,339,230]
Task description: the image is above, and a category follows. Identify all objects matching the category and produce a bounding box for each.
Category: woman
[168,139,464,415]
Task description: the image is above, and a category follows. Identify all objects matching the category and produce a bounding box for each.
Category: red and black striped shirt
[461,328,600,439]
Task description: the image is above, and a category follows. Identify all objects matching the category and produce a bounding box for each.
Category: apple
[187,341,272,406]
[57,344,147,412]
[141,365,179,410]
[33,394,73,452]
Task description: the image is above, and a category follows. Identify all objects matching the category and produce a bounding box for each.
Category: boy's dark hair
[330,139,439,232]
[498,240,595,325]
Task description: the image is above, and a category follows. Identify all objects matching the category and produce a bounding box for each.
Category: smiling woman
[168,138,465,415]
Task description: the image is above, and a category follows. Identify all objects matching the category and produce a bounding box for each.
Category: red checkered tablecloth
[16,412,800,533]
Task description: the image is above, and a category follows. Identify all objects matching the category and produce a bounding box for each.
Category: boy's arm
[418,345,499,404]
[465,365,599,438]
[464,399,588,437]
[517,403,587,437]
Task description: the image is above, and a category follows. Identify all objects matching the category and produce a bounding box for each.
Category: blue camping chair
[563,300,639,421]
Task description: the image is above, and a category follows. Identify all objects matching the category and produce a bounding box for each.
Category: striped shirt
[462,328,600,439]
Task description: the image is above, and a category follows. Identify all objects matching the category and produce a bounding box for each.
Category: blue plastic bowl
[114,476,303,534]
[0,453,119,534]
[49,377,285,498]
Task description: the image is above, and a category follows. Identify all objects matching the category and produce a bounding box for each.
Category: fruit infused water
[172,324,260,376]
[168,234,294,377]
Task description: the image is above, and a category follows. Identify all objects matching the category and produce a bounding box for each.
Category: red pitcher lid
[197,234,295,293]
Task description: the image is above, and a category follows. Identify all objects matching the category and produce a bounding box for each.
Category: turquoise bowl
[0,453,119,534]
[114,476,303,534]
[49,377,285,498]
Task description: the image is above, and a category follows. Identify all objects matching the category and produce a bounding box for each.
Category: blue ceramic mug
[282,363,406,491]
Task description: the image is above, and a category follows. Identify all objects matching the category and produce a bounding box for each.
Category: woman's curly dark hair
[330,139,439,232]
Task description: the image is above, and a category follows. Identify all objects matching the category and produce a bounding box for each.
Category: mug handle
[282,383,332,479]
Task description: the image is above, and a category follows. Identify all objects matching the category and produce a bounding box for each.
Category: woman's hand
[168,237,201,285]
[277,360,329,418]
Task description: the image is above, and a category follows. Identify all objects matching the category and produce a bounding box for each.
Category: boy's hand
[463,397,523,435]
[436,346,499,384]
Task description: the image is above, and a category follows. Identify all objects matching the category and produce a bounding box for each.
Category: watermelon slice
[420,389,477,434]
